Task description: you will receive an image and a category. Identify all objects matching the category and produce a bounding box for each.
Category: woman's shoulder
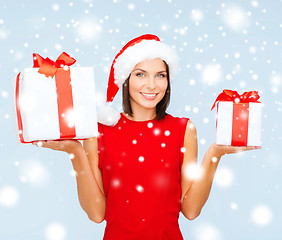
[165,113,190,121]
[163,113,190,129]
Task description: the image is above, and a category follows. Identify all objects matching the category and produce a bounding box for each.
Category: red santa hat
[97,34,178,126]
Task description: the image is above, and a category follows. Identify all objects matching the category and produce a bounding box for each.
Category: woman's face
[128,58,168,112]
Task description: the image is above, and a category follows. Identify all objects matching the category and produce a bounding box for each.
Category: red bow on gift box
[211,89,260,111]
[33,52,76,78]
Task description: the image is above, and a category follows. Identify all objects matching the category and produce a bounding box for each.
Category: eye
[157,73,167,78]
[136,72,145,77]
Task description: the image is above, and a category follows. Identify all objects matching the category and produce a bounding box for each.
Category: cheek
[129,77,141,95]
[159,80,168,92]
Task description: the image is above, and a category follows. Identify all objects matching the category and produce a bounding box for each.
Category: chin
[138,98,160,109]
[135,101,156,109]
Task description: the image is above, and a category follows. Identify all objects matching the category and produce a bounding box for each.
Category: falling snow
[194,223,222,240]
[1,0,281,239]
[183,163,203,181]
[201,64,223,85]
[45,222,67,240]
[0,186,19,207]
[136,184,144,193]
[222,4,250,31]
[76,19,102,41]
[251,205,273,227]
[19,160,50,186]
[214,167,234,188]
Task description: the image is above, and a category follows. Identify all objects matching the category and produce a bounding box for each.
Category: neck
[125,106,157,121]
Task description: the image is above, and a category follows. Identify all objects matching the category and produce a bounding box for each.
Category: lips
[140,92,158,100]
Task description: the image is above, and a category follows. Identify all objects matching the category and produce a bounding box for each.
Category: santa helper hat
[97,34,178,126]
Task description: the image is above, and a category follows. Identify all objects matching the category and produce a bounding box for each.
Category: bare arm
[32,139,106,223]
[180,139,220,220]
[180,121,261,220]
[70,143,106,223]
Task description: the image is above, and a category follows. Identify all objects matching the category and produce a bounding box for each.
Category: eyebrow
[132,68,167,73]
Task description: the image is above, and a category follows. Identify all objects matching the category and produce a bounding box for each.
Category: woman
[32,34,260,240]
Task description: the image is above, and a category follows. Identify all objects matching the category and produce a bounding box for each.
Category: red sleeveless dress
[97,112,189,240]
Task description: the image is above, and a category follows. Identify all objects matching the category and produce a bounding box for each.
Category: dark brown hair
[122,61,170,120]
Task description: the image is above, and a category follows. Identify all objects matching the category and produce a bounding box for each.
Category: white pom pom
[97,103,121,126]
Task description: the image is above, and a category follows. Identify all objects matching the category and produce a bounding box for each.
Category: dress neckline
[120,112,157,123]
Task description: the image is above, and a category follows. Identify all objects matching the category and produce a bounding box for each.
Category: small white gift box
[216,101,262,146]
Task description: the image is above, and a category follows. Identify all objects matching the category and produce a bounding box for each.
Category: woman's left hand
[209,142,261,159]
[32,139,82,154]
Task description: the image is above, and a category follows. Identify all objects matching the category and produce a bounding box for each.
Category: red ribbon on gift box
[33,52,76,77]
[16,52,77,143]
[211,89,260,111]
[211,89,261,146]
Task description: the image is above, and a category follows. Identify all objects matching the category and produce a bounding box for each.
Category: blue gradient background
[0,0,281,239]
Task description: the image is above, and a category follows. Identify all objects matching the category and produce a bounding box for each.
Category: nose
[146,75,156,90]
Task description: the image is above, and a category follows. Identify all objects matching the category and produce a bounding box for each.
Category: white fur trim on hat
[113,40,178,88]
[97,103,121,126]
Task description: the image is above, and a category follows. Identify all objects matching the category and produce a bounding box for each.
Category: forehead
[133,58,167,71]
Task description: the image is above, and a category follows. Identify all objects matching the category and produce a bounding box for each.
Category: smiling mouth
[140,92,159,100]
[141,92,158,97]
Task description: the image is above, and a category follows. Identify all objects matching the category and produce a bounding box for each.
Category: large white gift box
[15,53,98,143]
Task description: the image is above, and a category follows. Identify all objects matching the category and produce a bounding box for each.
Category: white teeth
[142,93,157,97]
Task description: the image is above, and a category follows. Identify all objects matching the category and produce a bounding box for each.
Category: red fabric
[97,113,189,240]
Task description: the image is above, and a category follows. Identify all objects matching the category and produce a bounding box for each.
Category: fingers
[230,146,261,155]
[244,146,261,151]
[230,146,261,153]
[32,140,53,148]
[31,140,70,153]
[214,144,261,157]
[32,141,41,147]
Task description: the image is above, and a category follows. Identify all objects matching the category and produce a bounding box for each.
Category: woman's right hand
[32,139,83,155]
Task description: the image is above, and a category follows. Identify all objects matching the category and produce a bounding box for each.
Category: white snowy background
[0,0,281,239]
